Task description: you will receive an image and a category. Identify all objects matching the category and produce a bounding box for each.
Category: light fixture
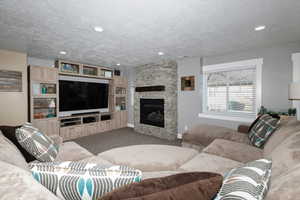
[158,52,164,56]
[116,63,121,66]
[60,51,67,55]
[255,25,266,31]
[94,26,104,32]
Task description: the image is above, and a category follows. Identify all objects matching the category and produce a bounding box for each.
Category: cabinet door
[44,68,58,82]
[60,127,70,140]
[85,124,97,136]
[32,119,59,136]
[30,67,44,82]
[121,111,128,128]
[30,66,58,82]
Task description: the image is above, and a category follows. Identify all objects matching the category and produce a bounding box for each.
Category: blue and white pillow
[29,161,142,200]
[215,159,272,200]
[16,123,59,162]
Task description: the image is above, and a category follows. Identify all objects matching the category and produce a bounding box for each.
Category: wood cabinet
[112,76,128,129]
[55,60,113,79]
[29,66,59,136]
[32,118,59,136]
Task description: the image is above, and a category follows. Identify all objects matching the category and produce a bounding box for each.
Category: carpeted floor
[72,128,181,154]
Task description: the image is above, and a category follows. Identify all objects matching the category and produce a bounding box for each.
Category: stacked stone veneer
[134,60,178,140]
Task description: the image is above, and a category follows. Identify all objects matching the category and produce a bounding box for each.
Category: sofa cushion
[248,114,280,148]
[16,123,59,162]
[203,139,263,163]
[97,145,198,172]
[55,141,94,162]
[183,124,250,147]
[268,131,300,178]
[79,156,114,166]
[267,163,300,200]
[0,125,36,162]
[0,160,59,200]
[99,172,223,200]
[179,153,242,175]
[215,159,272,200]
[29,161,142,200]
[0,131,28,169]
[183,124,247,146]
[263,117,300,156]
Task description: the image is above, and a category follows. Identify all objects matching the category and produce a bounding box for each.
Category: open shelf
[33,98,57,119]
[56,60,113,79]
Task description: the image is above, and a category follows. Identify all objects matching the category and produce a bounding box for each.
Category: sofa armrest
[237,125,250,134]
[49,135,63,146]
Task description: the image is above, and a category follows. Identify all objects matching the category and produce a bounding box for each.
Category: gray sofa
[1,117,300,199]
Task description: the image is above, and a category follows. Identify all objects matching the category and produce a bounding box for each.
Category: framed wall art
[0,70,22,92]
[181,76,195,91]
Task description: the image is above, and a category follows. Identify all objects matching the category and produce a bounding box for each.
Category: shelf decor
[181,76,195,91]
[0,70,22,92]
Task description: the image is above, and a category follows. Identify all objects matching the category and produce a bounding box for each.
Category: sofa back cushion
[267,130,300,178]
[0,125,36,162]
[0,131,28,169]
[263,117,300,156]
[267,163,300,200]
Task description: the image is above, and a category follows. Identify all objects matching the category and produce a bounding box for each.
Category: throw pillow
[0,125,36,162]
[99,172,223,200]
[16,123,59,162]
[29,161,142,200]
[248,114,280,148]
[215,158,272,200]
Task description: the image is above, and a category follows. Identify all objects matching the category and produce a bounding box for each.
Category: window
[203,59,262,118]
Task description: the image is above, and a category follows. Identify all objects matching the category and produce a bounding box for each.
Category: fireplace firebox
[140,98,164,128]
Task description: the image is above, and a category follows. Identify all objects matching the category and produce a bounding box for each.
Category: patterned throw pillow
[248,114,280,148]
[215,159,272,200]
[29,161,142,200]
[16,123,59,162]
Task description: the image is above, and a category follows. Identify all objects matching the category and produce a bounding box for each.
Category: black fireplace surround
[140,98,164,128]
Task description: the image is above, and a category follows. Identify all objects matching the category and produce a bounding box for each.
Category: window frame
[202,58,263,120]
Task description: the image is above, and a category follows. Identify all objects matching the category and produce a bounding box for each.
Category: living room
[1,1,300,200]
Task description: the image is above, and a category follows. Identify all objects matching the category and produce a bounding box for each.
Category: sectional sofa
[1,117,300,199]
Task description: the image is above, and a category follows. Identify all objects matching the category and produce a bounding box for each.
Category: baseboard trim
[127,123,134,128]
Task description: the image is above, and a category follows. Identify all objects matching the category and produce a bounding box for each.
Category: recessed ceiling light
[60,51,67,55]
[158,52,164,56]
[255,25,266,31]
[94,26,104,32]
[116,63,121,66]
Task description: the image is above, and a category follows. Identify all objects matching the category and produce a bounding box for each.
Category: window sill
[198,113,255,123]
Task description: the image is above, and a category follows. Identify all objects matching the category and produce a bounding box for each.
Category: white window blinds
[205,67,256,116]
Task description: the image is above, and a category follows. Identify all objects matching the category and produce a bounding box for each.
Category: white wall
[177,42,300,131]
[0,49,28,125]
[177,57,203,135]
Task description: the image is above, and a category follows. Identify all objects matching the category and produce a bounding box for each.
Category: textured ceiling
[0,0,300,67]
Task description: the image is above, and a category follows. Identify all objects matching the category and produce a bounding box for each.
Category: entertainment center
[28,60,128,140]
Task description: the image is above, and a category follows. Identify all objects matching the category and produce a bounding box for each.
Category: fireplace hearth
[140,98,164,128]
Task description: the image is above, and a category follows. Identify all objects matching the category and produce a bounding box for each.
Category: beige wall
[0,49,27,126]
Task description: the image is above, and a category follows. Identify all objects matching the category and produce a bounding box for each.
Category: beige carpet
[72,128,181,154]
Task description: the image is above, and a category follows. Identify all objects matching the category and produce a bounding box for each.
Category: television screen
[59,80,109,112]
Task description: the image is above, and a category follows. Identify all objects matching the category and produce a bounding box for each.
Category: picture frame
[181,76,195,91]
[0,70,22,92]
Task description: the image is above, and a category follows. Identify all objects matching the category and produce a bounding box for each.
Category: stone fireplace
[140,98,164,128]
[134,61,178,140]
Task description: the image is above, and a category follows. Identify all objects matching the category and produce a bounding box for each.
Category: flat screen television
[59,76,109,116]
